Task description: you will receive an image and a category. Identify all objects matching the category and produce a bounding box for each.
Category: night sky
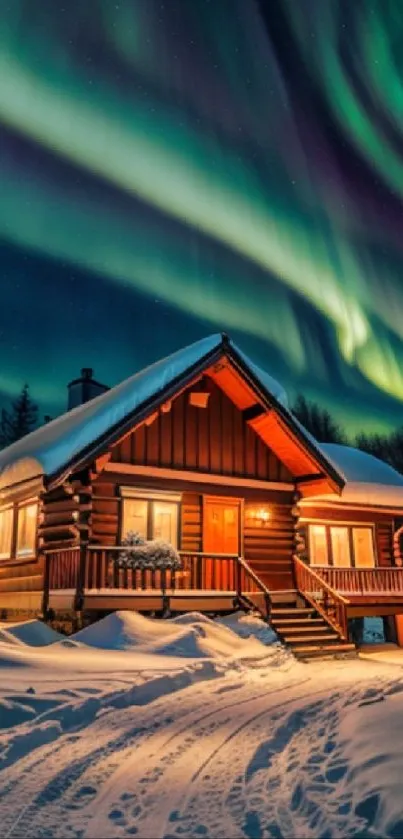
[1,0,403,436]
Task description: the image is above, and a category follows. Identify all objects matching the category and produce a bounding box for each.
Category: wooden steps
[269,602,356,661]
[290,643,357,660]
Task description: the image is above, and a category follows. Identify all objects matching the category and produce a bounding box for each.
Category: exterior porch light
[256,507,270,525]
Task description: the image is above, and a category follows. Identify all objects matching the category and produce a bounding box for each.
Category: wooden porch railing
[236,555,272,617]
[293,555,349,640]
[46,547,272,616]
[317,566,403,596]
[47,547,80,590]
[82,548,244,593]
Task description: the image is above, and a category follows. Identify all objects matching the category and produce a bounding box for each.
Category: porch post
[291,490,303,590]
[41,550,50,620]
[72,470,92,620]
[75,544,88,613]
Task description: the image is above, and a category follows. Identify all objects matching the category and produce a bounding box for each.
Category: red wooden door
[203,499,240,590]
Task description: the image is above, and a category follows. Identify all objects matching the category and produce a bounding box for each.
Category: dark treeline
[292,394,403,475]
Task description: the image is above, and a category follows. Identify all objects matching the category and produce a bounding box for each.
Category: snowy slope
[2,614,403,837]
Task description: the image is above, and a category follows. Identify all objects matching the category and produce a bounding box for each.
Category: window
[309,525,328,565]
[308,522,376,568]
[121,489,180,548]
[153,501,178,547]
[0,507,13,559]
[330,527,351,567]
[16,503,37,557]
[122,498,148,540]
[353,527,375,568]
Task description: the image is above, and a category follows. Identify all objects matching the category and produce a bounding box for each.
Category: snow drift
[0,620,64,647]
[73,610,278,662]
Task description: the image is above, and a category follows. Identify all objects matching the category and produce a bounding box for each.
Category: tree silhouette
[0,385,38,448]
[356,428,403,475]
[292,394,347,444]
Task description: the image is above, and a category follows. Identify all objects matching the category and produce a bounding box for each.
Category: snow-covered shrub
[116,531,182,572]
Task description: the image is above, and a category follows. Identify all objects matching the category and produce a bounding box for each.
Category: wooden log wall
[39,484,79,551]
[91,479,119,546]
[91,470,294,590]
[244,500,295,590]
[376,522,394,568]
[109,377,293,483]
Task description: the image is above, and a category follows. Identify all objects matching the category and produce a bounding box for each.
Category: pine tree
[292,394,347,444]
[0,385,38,447]
[0,408,10,448]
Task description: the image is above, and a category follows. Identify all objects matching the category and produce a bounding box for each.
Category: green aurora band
[2,0,403,434]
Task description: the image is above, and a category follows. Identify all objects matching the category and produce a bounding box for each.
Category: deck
[44,547,403,629]
[45,547,271,616]
[293,557,403,639]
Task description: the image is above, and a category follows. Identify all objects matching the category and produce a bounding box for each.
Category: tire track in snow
[109,676,393,839]
[83,676,314,838]
[2,669,294,838]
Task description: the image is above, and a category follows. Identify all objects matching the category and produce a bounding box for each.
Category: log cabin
[1,333,403,658]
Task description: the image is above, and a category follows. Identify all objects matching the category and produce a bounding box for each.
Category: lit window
[121,490,180,548]
[353,528,375,568]
[0,507,13,559]
[309,525,328,565]
[330,526,351,567]
[152,501,178,548]
[122,499,148,540]
[16,503,37,557]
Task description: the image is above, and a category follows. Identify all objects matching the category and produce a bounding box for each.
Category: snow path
[2,661,403,839]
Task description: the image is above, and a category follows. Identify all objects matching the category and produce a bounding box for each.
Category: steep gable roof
[0,333,342,493]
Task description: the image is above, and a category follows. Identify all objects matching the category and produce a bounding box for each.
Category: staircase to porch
[286,556,356,660]
[270,603,356,660]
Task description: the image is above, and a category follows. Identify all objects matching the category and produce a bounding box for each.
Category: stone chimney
[67,368,109,411]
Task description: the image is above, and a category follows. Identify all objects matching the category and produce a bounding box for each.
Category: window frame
[307,524,329,566]
[0,505,14,560]
[16,501,39,559]
[307,522,377,568]
[120,487,181,548]
[0,497,39,565]
[351,526,376,568]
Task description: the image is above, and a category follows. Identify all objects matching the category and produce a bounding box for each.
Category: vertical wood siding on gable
[110,379,293,483]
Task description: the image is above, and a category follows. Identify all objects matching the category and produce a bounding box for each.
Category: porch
[294,556,403,642]
[45,546,272,616]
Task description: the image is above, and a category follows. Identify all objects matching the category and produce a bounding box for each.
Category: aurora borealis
[1,1,403,434]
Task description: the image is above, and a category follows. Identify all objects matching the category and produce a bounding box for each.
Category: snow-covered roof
[0,334,291,492]
[302,443,403,508]
[3,332,401,508]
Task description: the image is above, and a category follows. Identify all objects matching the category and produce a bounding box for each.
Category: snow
[301,443,403,507]
[0,334,307,491]
[0,619,65,647]
[74,610,281,663]
[2,613,403,837]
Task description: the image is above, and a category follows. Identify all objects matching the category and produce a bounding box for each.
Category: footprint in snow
[108,807,127,826]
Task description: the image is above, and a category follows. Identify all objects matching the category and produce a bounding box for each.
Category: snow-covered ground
[1,612,403,838]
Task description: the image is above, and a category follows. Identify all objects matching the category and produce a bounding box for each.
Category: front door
[203,498,240,589]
